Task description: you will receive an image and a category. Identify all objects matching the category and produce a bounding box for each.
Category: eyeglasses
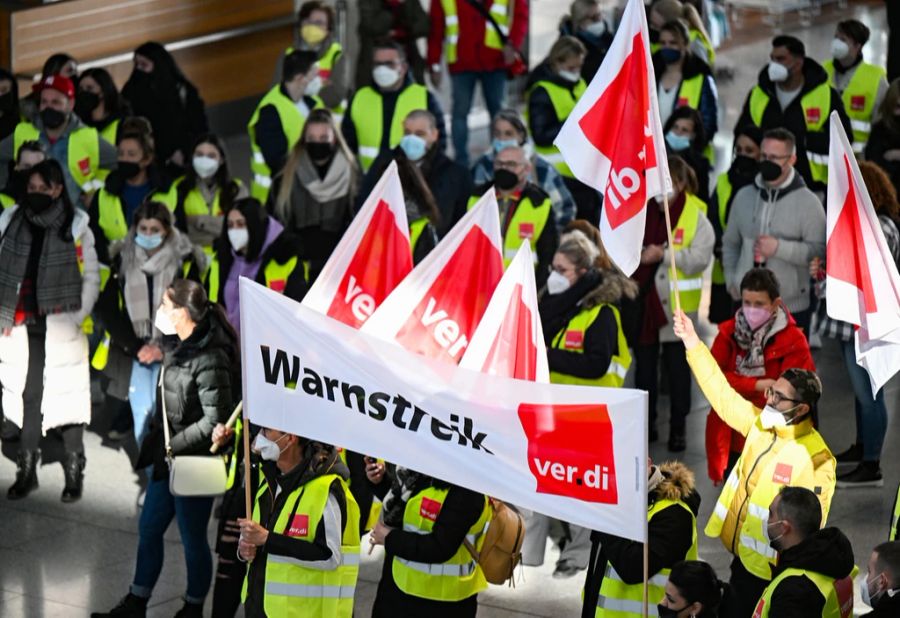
[765,386,802,406]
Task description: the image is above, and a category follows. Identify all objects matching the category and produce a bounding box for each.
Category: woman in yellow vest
[92,202,205,447]
[526,36,602,225]
[672,309,836,618]
[658,560,725,618]
[369,468,491,618]
[87,121,171,264]
[663,107,711,204]
[582,461,701,617]
[75,68,128,147]
[526,226,636,579]
[239,429,360,618]
[208,198,308,339]
[290,1,348,115]
[272,108,358,281]
[654,19,718,145]
[649,0,716,68]
[169,134,244,254]
[632,156,713,451]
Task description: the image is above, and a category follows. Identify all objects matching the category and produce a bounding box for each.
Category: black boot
[90,593,148,617]
[7,449,39,499]
[61,452,85,503]
[173,600,203,617]
[668,429,686,452]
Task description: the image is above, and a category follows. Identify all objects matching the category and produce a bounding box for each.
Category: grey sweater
[722,169,826,313]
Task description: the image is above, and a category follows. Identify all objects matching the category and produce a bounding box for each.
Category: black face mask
[731,154,759,179]
[117,161,142,180]
[306,141,335,161]
[0,91,15,113]
[657,603,688,618]
[759,159,784,182]
[494,168,520,191]
[74,91,101,120]
[40,108,67,130]
[24,192,53,213]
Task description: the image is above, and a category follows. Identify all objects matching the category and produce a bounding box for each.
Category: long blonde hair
[651,0,712,52]
[274,109,356,221]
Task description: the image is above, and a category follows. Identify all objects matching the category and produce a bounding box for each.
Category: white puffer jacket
[0,205,100,432]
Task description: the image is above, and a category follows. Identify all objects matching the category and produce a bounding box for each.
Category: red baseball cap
[39,74,75,100]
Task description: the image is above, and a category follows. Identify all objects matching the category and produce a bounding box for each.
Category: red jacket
[427,0,528,73]
[705,310,815,484]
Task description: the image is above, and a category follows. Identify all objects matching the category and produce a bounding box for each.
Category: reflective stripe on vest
[14,122,101,193]
[439,0,510,64]
[747,84,831,183]
[549,303,632,388]
[392,487,491,602]
[752,566,857,618]
[528,79,587,178]
[242,473,361,617]
[824,60,885,154]
[248,85,322,201]
[349,84,428,172]
[891,482,900,541]
[667,194,705,312]
[595,499,698,617]
[712,174,732,284]
[705,425,830,580]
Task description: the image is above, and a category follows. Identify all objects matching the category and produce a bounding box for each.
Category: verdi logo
[517,403,618,504]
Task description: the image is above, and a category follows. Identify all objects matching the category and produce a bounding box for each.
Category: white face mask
[831,38,851,61]
[228,228,249,252]
[546,270,572,295]
[154,307,177,336]
[759,404,789,428]
[192,155,220,179]
[373,65,401,89]
[558,69,581,83]
[860,572,884,607]
[305,75,323,96]
[252,432,288,462]
[767,61,790,83]
[584,20,606,37]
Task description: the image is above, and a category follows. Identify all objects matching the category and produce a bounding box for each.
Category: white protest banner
[361,189,504,364]
[459,243,550,383]
[301,160,411,328]
[241,278,649,542]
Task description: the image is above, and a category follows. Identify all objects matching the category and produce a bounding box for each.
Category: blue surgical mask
[135,232,164,250]
[400,134,427,162]
[659,48,683,64]
[665,131,691,152]
[492,138,519,154]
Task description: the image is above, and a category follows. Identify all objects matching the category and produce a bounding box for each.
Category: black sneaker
[173,601,203,618]
[836,462,883,488]
[91,593,148,617]
[668,431,686,453]
[835,443,863,465]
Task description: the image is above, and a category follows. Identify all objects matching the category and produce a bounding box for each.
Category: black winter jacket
[735,58,851,192]
[372,479,486,618]
[136,310,237,479]
[582,462,701,618]
[863,590,900,617]
[420,148,474,238]
[766,527,856,618]
[526,62,582,149]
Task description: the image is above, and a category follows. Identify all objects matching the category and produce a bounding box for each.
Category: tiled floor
[2,1,898,616]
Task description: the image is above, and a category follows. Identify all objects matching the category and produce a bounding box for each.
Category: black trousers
[889,0,900,82]
[21,325,83,453]
[634,340,692,434]
[721,555,769,618]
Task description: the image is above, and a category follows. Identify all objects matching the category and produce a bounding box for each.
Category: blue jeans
[841,339,887,461]
[450,69,507,167]
[129,360,160,447]
[131,478,214,604]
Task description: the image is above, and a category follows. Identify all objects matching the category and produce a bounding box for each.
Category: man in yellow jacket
[672,309,835,618]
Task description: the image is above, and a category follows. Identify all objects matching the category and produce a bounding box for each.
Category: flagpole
[643,537,649,617]
[243,404,252,518]
[661,185,683,315]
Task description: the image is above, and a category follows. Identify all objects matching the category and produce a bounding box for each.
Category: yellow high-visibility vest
[527,79,587,178]
[823,60,885,155]
[14,122,102,193]
[752,565,858,618]
[550,302,631,388]
[348,84,427,172]
[439,0,512,64]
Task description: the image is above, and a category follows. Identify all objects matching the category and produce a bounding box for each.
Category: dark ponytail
[667,560,723,617]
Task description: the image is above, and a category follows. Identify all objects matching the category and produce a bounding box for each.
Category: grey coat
[722,170,826,314]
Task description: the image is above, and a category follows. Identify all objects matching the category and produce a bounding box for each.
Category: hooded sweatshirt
[721,169,826,313]
[224,217,283,335]
[766,527,856,618]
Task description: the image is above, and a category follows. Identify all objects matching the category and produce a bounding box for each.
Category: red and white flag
[361,189,504,365]
[301,161,411,329]
[554,0,670,276]
[460,243,550,383]
[826,111,900,393]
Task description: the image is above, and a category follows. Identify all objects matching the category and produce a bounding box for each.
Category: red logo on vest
[833,575,854,618]
[518,222,535,240]
[268,279,286,293]
[564,330,584,350]
[673,228,684,245]
[752,597,766,618]
[420,497,442,522]
[772,463,793,485]
[77,157,91,176]
[850,95,866,112]
[287,514,309,537]
[518,403,618,504]
[805,107,821,124]
[677,96,689,108]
